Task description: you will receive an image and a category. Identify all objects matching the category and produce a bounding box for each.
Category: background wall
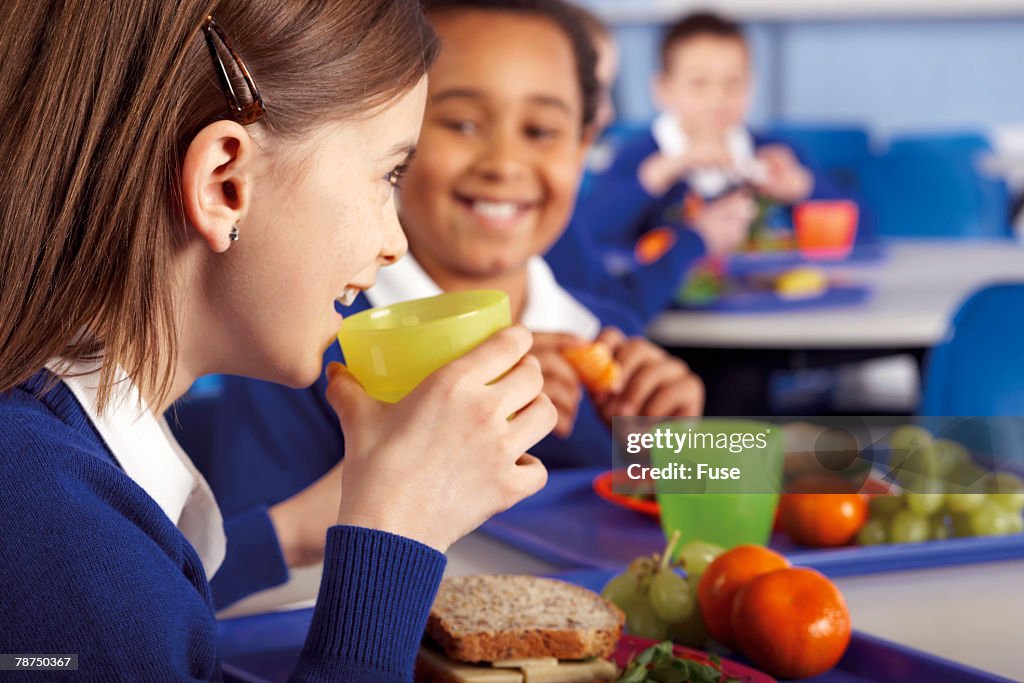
[587,5,1024,140]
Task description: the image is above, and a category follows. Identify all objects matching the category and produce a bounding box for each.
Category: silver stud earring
[229,225,239,242]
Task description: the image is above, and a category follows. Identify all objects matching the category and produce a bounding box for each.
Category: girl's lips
[454,194,538,231]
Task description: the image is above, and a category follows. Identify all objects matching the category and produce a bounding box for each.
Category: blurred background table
[647,239,1024,415]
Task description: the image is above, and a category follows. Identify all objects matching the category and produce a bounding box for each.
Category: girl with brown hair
[0,0,555,680]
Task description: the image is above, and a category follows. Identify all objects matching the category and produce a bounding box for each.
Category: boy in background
[569,11,840,320]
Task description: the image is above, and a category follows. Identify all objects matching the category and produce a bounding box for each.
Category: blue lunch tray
[478,468,1024,576]
[675,283,871,313]
[217,568,1014,683]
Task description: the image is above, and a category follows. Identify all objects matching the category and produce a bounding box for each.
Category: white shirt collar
[365,254,602,339]
[46,358,226,578]
[651,113,764,197]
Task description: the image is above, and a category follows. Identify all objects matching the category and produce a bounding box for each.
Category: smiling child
[181,0,703,609]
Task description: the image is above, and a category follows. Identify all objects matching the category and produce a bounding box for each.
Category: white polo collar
[365,254,601,340]
[47,358,226,578]
[651,113,764,197]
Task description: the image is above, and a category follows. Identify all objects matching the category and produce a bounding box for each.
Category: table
[219,530,1024,681]
[646,239,1024,414]
[648,239,1024,350]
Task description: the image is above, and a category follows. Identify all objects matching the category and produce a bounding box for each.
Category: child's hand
[590,328,705,420]
[691,189,757,256]
[269,461,345,568]
[532,332,587,438]
[754,144,813,204]
[326,325,555,553]
[638,139,733,197]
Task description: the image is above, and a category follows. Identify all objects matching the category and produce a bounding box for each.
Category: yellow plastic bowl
[337,290,511,403]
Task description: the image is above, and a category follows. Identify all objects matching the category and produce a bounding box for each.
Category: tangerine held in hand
[696,544,789,648]
[731,567,852,679]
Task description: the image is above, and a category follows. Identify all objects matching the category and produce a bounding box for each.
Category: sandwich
[416,574,625,683]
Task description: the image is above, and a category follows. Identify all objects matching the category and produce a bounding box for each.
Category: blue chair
[860,132,1010,239]
[765,122,873,194]
[921,283,1024,416]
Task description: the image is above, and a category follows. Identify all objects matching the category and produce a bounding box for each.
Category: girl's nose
[474,128,528,182]
[380,205,408,266]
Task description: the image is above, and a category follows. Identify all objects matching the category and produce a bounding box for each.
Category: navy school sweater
[545,128,853,322]
[0,370,446,682]
[179,289,641,609]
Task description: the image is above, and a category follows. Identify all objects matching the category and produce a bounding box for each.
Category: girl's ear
[181,120,255,253]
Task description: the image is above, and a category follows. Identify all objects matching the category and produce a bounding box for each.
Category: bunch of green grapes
[601,535,723,647]
[860,426,1024,544]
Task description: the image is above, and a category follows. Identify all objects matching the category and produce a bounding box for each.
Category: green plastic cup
[337,290,510,403]
[651,419,784,550]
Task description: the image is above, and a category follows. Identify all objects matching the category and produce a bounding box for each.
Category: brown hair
[661,10,746,70]
[423,0,599,129]
[0,0,439,410]
[570,2,611,43]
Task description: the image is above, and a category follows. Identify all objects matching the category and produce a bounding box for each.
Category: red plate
[592,469,660,518]
[593,469,894,532]
[612,634,776,682]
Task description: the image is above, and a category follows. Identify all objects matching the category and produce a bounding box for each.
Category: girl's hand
[591,328,705,421]
[531,332,587,438]
[325,325,555,553]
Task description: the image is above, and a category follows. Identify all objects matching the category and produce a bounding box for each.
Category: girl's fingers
[595,326,626,352]
[542,377,581,437]
[441,325,533,387]
[642,374,706,417]
[506,393,558,457]
[615,338,665,381]
[504,453,549,504]
[618,361,683,415]
[493,353,546,417]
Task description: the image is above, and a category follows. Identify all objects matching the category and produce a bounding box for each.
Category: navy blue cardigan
[0,370,446,682]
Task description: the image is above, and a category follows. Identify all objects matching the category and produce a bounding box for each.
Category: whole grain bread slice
[425,575,624,664]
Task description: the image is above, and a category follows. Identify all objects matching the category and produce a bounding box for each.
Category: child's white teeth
[335,287,360,307]
[472,200,519,220]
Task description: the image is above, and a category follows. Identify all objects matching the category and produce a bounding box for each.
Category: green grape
[946,492,986,514]
[932,439,969,477]
[889,510,930,544]
[649,568,694,622]
[666,602,708,648]
[929,515,951,541]
[946,461,988,495]
[889,425,933,459]
[986,472,1024,512]
[969,501,1019,537]
[601,572,641,612]
[951,512,973,537]
[904,444,940,479]
[856,517,888,545]
[675,541,725,579]
[869,495,904,519]
[627,556,656,577]
[626,596,669,640]
[906,489,945,516]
